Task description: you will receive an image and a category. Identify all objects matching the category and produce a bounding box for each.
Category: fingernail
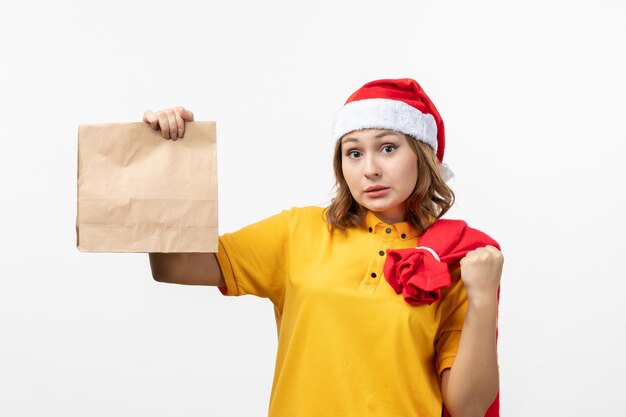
[178,128,183,138]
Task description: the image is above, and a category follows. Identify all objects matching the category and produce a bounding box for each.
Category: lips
[365,185,389,192]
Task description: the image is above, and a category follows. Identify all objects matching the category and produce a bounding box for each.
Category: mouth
[365,186,389,192]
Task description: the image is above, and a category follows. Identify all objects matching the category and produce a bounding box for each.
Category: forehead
[341,129,404,142]
[341,129,405,145]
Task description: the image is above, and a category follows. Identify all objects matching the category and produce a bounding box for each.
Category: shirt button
[401,233,406,239]
[368,227,373,233]
[385,228,392,234]
[378,250,385,256]
[371,272,377,278]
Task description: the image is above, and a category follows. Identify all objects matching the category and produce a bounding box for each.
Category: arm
[440,292,499,417]
[149,252,225,286]
[441,245,503,417]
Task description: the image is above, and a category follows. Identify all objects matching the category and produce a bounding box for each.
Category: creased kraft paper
[76,121,217,253]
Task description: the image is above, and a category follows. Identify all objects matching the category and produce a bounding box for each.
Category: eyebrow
[341,131,402,144]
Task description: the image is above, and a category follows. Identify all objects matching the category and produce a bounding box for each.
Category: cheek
[341,161,357,184]
[397,157,418,190]
[341,162,362,196]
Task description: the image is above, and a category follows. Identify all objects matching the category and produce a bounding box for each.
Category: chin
[360,200,394,213]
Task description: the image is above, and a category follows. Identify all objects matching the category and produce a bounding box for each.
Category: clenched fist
[459,245,504,301]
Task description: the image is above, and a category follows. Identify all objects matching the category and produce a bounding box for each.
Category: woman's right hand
[142,106,194,140]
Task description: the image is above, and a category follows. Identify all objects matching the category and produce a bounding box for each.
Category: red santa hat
[331,78,454,183]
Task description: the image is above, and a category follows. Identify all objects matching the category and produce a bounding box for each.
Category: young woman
[146,78,504,417]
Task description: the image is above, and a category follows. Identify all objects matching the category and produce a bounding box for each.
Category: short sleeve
[215,209,293,307]
[434,265,468,376]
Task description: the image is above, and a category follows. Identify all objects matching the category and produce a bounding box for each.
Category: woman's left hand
[459,245,504,301]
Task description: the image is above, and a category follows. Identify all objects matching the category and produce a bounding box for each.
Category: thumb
[143,109,159,129]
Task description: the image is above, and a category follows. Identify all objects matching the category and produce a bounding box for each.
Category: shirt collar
[365,210,428,240]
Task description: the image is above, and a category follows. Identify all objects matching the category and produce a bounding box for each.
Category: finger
[486,245,501,254]
[143,110,159,130]
[166,109,178,140]
[174,111,185,138]
[176,106,194,121]
[486,245,504,260]
[157,112,170,139]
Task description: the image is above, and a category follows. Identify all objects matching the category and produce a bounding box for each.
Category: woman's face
[341,128,418,224]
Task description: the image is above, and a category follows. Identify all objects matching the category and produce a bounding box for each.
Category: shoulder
[273,206,332,241]
[280,205,327,224]
[221,206,326,234]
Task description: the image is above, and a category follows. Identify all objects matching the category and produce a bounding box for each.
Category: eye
[345,150,362,158]
[382,144,396,153]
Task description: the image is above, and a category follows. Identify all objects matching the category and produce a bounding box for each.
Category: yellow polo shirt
[216,206,467,417]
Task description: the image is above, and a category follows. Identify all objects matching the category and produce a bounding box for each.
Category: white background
[1,0,624,416]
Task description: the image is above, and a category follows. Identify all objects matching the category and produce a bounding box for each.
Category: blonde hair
[323,133,455,236]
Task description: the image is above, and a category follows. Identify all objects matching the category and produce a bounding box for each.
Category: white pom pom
[438,162,455,185]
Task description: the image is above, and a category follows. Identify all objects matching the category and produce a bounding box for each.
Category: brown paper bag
[76,121,217,253]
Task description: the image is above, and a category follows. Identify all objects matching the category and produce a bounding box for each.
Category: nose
[364,154,381,178]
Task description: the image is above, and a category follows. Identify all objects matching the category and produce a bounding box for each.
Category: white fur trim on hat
[331,98,438,152]
[438,162,455,184]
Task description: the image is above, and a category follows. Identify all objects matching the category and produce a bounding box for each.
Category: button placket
[371,224,394,284]
[364,224,386,288]
[373,247,386,278]
[369,242,382,282]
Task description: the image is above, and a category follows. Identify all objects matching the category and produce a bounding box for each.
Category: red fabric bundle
[383,218,501,417]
